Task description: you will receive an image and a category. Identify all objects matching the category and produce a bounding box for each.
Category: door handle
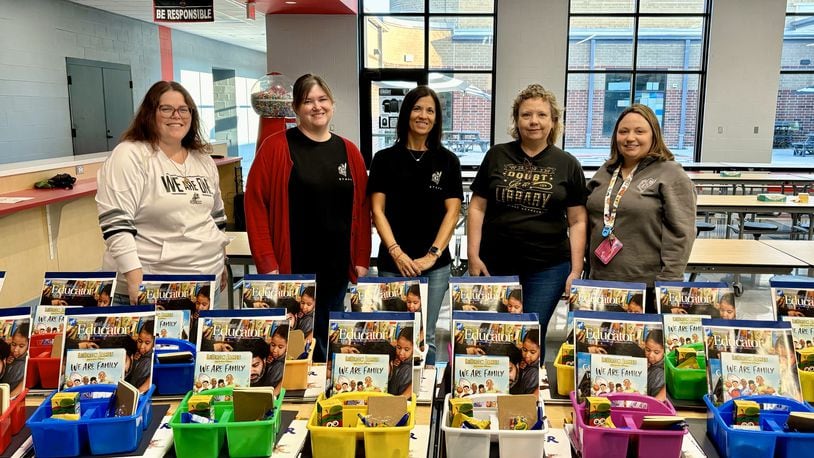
[106,129,113,139]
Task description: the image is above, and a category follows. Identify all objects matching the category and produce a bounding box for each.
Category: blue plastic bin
[27,384,155,457]
[154,338,196,395]
[705,394,814,458]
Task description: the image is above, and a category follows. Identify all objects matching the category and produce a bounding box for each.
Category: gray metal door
[102,67,134,150]
[67,63,108,155]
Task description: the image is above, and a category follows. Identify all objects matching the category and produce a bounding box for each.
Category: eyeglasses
[157,105,192,118]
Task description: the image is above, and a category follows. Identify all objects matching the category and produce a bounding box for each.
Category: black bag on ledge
[34,173,77,190]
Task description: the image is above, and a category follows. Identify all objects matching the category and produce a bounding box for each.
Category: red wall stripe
[158,26,173,82]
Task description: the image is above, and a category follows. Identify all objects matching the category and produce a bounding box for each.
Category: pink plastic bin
[570,391,686,458]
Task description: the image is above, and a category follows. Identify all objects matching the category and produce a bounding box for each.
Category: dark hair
[608,104,674,166]
[121,81,210,153]
[395,86,443,150]
[99,284,112,297]
[407,284,421,298]
[197,285,211,299]
[272,324,289,341]
[13,322,29,339]
[508,289,522,302]
[302,285,316,299]
[239,338,270,360]
[292,73,334,110]
[719,292,735,307]
[139,319,154,336]
[278,296,300,315]
[100,335,138,357]
[398,326,414,343]
[629,294,644,307]
[0,340,9,360]
[523,329,539,346]
[645,329,664,347]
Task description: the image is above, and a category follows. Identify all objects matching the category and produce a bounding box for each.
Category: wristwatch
[428,245,441,257]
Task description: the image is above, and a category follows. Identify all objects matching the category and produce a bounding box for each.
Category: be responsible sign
[154,0,214,23]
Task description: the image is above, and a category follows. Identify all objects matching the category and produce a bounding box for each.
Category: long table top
[696,194,814,213]
[760,239,814,267]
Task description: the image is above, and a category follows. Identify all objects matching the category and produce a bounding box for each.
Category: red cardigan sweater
[244,129,371,282]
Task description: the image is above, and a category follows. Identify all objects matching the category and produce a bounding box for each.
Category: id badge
[594,235,623,265]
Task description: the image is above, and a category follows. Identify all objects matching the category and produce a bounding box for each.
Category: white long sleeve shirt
[96,141,230,295]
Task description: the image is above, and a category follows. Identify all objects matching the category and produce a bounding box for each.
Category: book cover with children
[241,274,317,348]
[0,307,31,398]
[771,280,814,318]
[193,351,252,393]
[450,276,523,313]
[156,310,189,340]
[702,318,802,404]
[197,309,290,396]
[781,316,814,350]
[657,281,734,353]
[567,280,647,342]
[453,354,510,399]
[573,311,664,402]
[589,353,648,397]
[61,306,156,394]
[326,312,416,399]
[720,352,782,401]
[451,311,540,398]
[330,353,390,396]
[40,272,117,308]
[63,348,126,388]
[139,274,216,341]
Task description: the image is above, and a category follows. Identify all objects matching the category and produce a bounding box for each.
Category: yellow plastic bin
[553,343,574,396]
[283,358,311,391]
[306,391,416,458]
[800,370,814,402]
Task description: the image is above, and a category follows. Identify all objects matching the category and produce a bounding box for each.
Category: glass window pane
[636,17,704,71]
[781,17,814,70]
[430,73,492,166]
[364,16,425,69]
[363,0,424,14]
[636,73,698,162]
[370,81,419,156]
[773,74,814,162]
[787,1,814,13]
[639,0,706,14]
[570,0,635,14]
[429,17,494,70]
[568,17,634,70]
[430,0,494,14]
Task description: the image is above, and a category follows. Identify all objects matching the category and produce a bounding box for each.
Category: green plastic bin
[170,387,285,458]
[665,342,707,401]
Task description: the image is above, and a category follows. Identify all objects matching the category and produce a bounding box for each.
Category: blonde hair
[509,84,563,145]
[608,104,674,165]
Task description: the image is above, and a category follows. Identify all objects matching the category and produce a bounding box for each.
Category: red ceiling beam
[254,0,357,15]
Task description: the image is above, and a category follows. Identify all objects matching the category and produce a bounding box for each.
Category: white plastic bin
[440,393,547,458]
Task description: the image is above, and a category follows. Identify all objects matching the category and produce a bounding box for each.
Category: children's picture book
[139,274,216,341]
[33,306,70,336]
[0,307,31,398]
[781,316,814,350]
[453,354,510,398]
[40,272,117,307]
[241,274,317,347]
[197,309,290,395]
[61,306,156,394]
[194,351,252,393]
[155,310,189,340]
[327,312,416,399]
[451,312,540,399]
[771,280,814,318]
[449,277,523,313]
[573,311,664,402]
[349,277,428,363]
[702,318,802,404]
[63,348,126,388]
[656,281,735,317]
[330,353,390,396]
[662,314,707,353]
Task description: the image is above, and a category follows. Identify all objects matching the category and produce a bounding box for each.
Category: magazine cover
[139,274,216,341]
[63,348,126,388]
[241,274,317,346]
[0,271,5,294]
[702,318,802,404]
[327,311,416,399]
[453,354,510,398]
[567,280,647,341]
[781,316,814,350]
[771,280,814,318]
[0,307,31,398]
[449,276,522,313]
[61,306,156,394]
[350,277,429,362]
[451,311,540,399]
[193,351,252,393]
[40,272,117,307]
[657,281,734,353]
[197,309,290,395]
[330,353,389,396]
[573,311,664,402]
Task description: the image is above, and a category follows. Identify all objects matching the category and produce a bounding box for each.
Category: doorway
[213,68,238,157]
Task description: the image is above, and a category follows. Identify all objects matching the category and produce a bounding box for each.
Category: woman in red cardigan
[245,74,371,362]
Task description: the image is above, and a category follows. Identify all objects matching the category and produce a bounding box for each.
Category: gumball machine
[250,72,297,150]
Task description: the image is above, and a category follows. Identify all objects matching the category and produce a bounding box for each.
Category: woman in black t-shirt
[468,84,588,356]
[367,86,463,366]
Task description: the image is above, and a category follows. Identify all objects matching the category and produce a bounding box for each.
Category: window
[772,1,814,163]
[360,0,496,167]
[565,0,710,165]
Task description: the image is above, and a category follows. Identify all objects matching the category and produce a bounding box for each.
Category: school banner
[154,0,214,23]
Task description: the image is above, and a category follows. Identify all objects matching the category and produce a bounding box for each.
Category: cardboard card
[51,333,64,359]
[497,394,538,430]
[367,395,407,424]
[156,351,194,363]
[233,387,276,422]
[0,384,8,415]
[787,412,814,432]
[287,329,306,360]
[113,379,139,417]
[640,415,685,429]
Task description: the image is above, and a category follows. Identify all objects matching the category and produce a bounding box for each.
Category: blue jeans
[380,264,450,366]
[519,261,571,357]
[313,281,348,363]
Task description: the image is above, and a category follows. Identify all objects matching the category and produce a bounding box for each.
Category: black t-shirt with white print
[367,144,464,274]
[287,128,353,287]
[470,141,587,275]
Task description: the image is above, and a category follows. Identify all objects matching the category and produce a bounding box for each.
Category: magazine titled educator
[771,280,814,318]
[657,281,734,353]
[140,274,216,341]
[451,311,540,401]
[242,274,317,347]
[573,311,664,402]
[61,305,156,394]
[567,280,646,341]
[350,277,428,363]
[449,276,523,313]
[327,311,416,399]
[197,309,290,395]
[702,318,802,404]
[0,307,32,398]
[35,272,117,335]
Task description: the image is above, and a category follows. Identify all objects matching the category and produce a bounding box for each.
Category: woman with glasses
[96,81,230,306]
[245,74,371,362]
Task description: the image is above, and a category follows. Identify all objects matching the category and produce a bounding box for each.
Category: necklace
[407,148,426,162]
[168,151,191,186]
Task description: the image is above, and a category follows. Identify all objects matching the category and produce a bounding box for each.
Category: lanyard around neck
[602,163,639,237]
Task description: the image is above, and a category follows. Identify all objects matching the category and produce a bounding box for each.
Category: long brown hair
[608,104,674,165]
[121,81,210,153]
[509,83,563,145]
